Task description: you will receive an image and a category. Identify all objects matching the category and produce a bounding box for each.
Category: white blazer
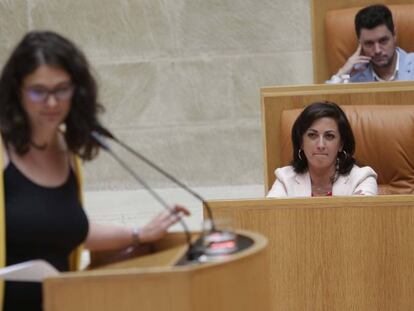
[267,165,378,198]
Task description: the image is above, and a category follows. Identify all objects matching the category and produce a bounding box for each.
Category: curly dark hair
[0,30,103,160]
[291,101,355,175]
[355,4,395,38]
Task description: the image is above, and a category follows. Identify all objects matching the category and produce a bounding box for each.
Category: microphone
[92,125,240,262]
[90,131,195,259]
[92,124,217,232]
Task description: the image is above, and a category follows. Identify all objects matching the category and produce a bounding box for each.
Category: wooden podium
[206,195,414,311]
[43,230,270,311]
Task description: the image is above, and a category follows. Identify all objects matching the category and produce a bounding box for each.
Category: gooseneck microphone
[92,125,242,263]
[92,124,217,232]
[90,131,194,258]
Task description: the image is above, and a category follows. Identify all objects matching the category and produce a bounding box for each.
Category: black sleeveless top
[3,161,89,311]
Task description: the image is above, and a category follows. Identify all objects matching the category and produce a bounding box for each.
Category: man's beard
[371,50,396,69]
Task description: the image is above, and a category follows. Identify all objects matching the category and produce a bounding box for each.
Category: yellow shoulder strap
[68,155,84,271]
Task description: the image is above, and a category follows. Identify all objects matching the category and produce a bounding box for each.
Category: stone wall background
[0,0,313,192]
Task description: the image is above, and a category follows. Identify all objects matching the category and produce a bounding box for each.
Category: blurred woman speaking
[0,31,189,310]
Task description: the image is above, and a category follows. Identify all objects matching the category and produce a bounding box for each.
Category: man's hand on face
[337,44,372,76]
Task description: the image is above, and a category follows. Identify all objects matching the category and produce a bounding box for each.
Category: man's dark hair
[0,30,103,160]
[355,4,395,38]
[291,101,355,175]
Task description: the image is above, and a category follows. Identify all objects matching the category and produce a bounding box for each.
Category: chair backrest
[261,82,414,195]
[311,0,414,83]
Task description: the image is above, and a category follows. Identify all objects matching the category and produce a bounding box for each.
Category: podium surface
[43,230,269,311]
[206,195,414,311]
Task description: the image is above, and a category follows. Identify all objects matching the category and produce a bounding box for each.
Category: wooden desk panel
[207,195,414,310]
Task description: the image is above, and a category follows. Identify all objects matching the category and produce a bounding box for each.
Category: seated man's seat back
[279,105,414,194]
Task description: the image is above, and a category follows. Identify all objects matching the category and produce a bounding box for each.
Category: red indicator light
[210,241,236,250]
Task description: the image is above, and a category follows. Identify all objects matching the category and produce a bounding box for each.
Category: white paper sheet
[0,260,59,282]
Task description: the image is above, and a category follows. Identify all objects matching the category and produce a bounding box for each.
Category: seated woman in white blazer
[267,102,378,198]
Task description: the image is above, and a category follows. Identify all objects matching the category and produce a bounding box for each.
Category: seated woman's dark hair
[0,30,103,160]
[291,101,355,175]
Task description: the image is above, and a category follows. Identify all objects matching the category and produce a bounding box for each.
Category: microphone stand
[94,126,217,232]
[91,132,196,259]
[92,127,241,262]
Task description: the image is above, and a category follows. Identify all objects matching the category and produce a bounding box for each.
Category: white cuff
[326,74,350,84]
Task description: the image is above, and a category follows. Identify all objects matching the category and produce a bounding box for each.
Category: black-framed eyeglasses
[24,85,75,103]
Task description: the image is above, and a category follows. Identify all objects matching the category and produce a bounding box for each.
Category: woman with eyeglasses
[267,102,378,198]
[0,31,190,310]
